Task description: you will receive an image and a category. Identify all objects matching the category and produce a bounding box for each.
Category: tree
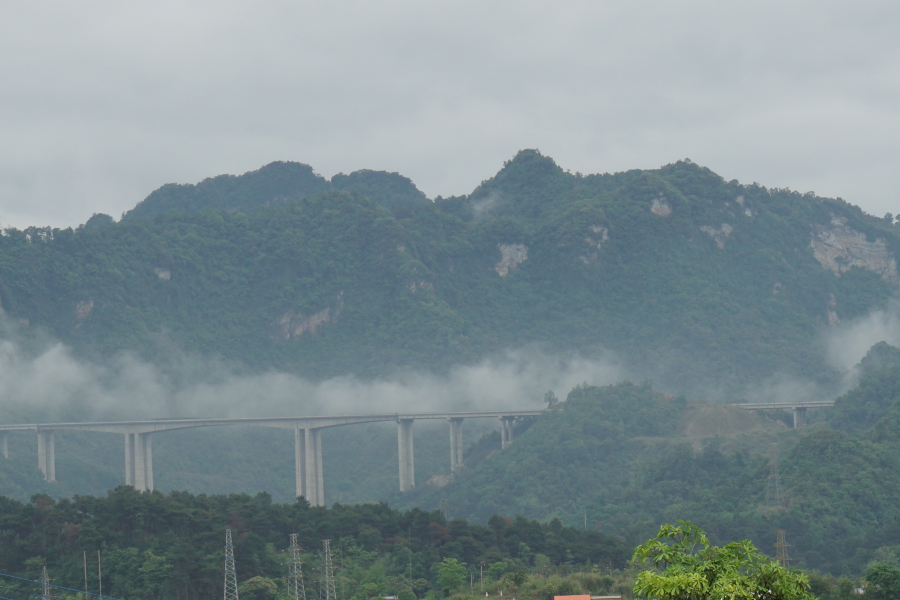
[865,563,900,600]
[238,576,278,600]
[544,390,559,408]
[632,521,814,600]
[436,558,466,595]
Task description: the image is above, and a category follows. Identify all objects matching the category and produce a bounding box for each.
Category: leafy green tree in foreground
[437,558,467,596]
[632,521,814,600]
[865,563,900,600]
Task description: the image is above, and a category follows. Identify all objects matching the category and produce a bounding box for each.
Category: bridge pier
[449,418,464,473]
[500,417,514,449]
[304,428,324,506]
[1,431,7,459]
[294,426,306,500]
[398,419,415,492]
[124,432,153,491]
[792,407,808,429]
[37,431,55,482]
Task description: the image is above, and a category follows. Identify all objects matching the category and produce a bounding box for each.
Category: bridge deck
[0,410,545,433]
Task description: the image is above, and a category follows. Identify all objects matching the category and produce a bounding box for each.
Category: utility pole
[98,550,102,597]
[83,551,88,600]
[40,566,50,600]
[288,534,307,600]
[224,529,239,600]
[480,562,484,591]
[322,540,336,600]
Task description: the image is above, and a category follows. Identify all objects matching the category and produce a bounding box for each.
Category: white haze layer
[0,338,625,424]
[3,301,900,425]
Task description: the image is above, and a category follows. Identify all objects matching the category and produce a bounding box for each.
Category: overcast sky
[1,1,898,229]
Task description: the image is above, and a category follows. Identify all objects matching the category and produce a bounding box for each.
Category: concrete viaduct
[0,410,542,506]
[732,401,836,428]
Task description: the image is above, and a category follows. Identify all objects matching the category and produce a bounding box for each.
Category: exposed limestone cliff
[651,197,671,216]
[272,294,343,342]
[811,216,900,284]
[495,243,527,277]
[700,223,733,249]
[581,225,609,264]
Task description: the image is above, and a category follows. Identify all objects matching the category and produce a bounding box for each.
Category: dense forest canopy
[2,150,898,396]
[0,489,627,600]
[2,152,900,588]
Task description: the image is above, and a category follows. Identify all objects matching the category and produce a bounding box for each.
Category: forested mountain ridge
[392,343,900,576]
[1,150,899,394]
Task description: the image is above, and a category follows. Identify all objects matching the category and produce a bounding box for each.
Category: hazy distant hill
[2,150,898,395]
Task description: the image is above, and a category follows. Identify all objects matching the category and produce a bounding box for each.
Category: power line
[0,581,65,600]
[0,572,122,600]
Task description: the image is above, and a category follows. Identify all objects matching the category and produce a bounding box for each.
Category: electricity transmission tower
[288,534,307,600]
[321,540,336,600]
[774,529,793,567]
[40,566,50,599]
[765,445,786,509]
[224,529,239,600]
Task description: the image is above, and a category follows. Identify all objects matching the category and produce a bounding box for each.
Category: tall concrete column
[304,428,323,506]
[449,418,464,473]
[124,433,153,491]
[294,426,306,500]
[143,434,154,492]
[397,419,415,491]
[315,429,324,507]
[134,433,146,491]
[1,431,8,459]
[792,407,808,429]
[124,433,135,487]
[37,431,56,482]
[500,417,514,449]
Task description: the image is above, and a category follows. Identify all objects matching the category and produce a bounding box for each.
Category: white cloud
[0,335,624,423]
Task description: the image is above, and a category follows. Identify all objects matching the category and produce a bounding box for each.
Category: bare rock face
[651,197,672,216]
[154,268,171,281]
[811,216,900,284]
[272,294,343,342]
[700,223,734,249]
[581,225,609,264]
[495,243,528,277]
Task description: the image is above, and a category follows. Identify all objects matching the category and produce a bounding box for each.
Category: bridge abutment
[398,419,415,491]
[792,407,808,429]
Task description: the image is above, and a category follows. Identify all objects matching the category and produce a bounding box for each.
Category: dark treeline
[0,489,628,600]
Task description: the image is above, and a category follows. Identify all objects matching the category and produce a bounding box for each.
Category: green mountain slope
[394,344,900,576]
[2,150,898,394]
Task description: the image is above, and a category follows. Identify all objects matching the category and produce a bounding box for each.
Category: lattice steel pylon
[774,529,793,567]
[40,566,50,600]
[765,445,787,509]
[321,540,336,600]
[288,534,307,600]
[224,529,239,600]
